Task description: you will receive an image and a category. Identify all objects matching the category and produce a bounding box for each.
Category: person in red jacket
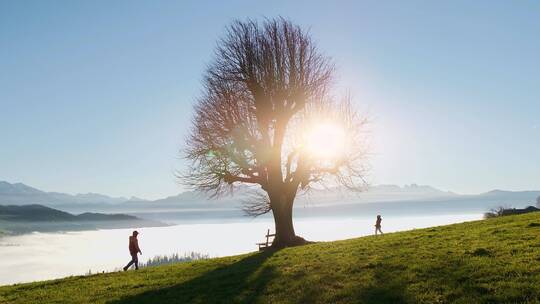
[123,230,142,271]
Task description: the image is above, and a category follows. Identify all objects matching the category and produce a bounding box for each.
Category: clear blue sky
[1,1,539,199]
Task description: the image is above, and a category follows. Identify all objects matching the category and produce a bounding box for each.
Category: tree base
[271,235,311,249]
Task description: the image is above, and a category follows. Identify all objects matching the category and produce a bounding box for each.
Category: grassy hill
[1,213,539,304]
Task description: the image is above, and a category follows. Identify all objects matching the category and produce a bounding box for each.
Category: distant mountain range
[0,181,456,207]
[0,181,539,216]
[0,181,145,205]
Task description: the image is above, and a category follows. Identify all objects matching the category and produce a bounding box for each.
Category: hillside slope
[1,213,539,304]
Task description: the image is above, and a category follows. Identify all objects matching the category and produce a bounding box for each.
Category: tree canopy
[182,18,368,246]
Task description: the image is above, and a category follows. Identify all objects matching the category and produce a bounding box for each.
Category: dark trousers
[125,252,139,270]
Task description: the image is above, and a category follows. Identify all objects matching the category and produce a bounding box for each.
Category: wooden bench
[256,229,275,251]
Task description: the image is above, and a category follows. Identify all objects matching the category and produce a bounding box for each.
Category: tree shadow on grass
[352,267,409,304]
[109,250,277,304]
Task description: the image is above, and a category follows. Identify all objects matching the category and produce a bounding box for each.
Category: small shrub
[471,248,492,257]
[141,252,210,268]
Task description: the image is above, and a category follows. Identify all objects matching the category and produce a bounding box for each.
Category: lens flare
[305,123,346,159]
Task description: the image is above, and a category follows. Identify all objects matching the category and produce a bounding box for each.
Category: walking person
[374,215,383,235]
[123,230,142,271]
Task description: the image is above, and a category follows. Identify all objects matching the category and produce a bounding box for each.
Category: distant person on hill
[374,215,383,235]
[123,230,142,271]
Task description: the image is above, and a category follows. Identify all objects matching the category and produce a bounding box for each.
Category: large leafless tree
[183,18,368,248]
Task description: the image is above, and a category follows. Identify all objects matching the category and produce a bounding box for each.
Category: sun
[304,123,347,159]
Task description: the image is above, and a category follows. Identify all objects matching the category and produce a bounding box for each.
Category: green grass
[1,213,540,304]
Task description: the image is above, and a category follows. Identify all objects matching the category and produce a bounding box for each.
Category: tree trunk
[269,193,307,248]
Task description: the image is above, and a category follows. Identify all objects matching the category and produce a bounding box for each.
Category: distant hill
[0,204,142,222]
[0,204,74,221]
[479,189,540,200]
[0,204,167,235]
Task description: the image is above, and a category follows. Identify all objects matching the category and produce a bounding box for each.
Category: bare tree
[484,206,507,219]
[183,18,368,248]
